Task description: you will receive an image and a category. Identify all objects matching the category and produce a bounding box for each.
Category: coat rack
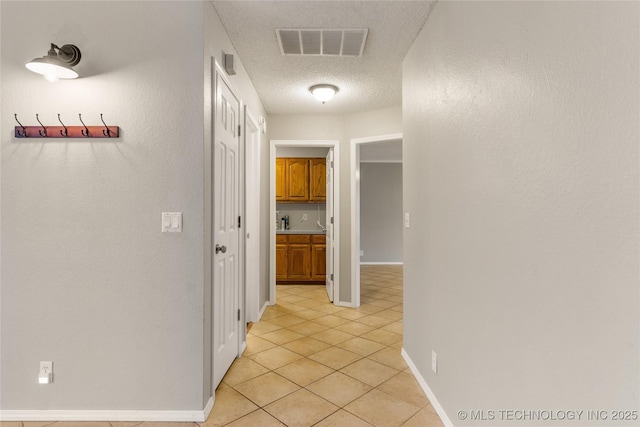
[14,114,119,139]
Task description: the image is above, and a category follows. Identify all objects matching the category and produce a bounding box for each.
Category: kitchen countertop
[276,230,326,235]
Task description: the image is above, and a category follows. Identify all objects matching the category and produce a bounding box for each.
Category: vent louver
[276,28,368,57]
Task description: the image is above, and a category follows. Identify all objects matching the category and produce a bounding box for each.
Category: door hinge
[330,273,334,281]
[330,217,334,224]
[238,215,242,228]
[331,161,334,168]
[238,125,241,137]
[237,309,241,321]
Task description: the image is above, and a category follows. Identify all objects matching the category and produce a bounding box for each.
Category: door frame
[269,140,340,305]
[350,133,402,308]
[244,107,261,323]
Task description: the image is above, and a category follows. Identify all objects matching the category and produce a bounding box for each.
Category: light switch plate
[162,212,182,233]
[404,212,411,229]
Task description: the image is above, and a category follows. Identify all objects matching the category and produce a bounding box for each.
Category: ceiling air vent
[276,28,368,57]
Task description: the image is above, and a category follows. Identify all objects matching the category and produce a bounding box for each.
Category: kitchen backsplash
[276,203,327,231]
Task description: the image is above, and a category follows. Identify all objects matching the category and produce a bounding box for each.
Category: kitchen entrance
[269,140,340,307]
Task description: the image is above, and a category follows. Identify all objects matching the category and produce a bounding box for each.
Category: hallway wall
[402,1,639,424]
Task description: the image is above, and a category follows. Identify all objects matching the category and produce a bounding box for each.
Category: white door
[213,70,240,389]
[326,149,335,302]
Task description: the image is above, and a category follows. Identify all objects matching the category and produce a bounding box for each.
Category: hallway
[204,265,444,426]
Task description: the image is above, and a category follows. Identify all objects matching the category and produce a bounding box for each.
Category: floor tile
[275,357,334,386]
[336,336,386,356]
[344,389,421,427]
[264,389,338,427]
[281,336,332,356]
[314,410,374,426]
[248,321,282,336]
[260,328,305,345]
[361,328,403,345]
[306,372,372,407]
[248,346,302,370]
[242,335,278,356]
[401,408,445,427]
[220,357,270,386]
[267,314,306,327]
[286,320,329,335]
[233,372,300,407]
[312,315,351,328]
[340,358,398,387]
[381,321,403,335]
[378,372,430,408]
[333,321,377,336]
[356,314,395,328]
[311,328,355,345]
[309,346,362,370]
[203,388,258,426]
[223,409,285,427]
[367,347,409,371]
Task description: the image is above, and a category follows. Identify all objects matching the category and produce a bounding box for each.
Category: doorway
[350,134,402,307]
[269,140,340,306]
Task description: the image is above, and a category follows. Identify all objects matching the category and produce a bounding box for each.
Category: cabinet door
[309,159,326,202]
[288,244,311,280]
[276,243,288,280]
[286,159,309,201]
[275,158,286,201]
[311,244,326,281]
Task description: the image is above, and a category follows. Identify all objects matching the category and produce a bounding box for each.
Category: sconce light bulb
[44,70,59,83]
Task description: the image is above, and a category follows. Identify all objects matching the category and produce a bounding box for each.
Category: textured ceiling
[212,1,436,115]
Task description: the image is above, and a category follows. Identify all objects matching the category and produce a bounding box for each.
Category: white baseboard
[0,403,214,423]
[335,300,354,308]
[258,300,269,321]
[401,348,455,427]
[360,262,404,265]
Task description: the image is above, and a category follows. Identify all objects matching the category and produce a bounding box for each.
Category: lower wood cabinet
[276,234,326,283]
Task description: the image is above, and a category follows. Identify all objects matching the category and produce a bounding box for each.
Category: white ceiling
[212,1,436,115]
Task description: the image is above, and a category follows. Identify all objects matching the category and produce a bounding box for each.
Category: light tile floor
[1,266,445,427]
[205,265,444,427]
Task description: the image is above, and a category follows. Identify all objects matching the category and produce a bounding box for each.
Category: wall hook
[58,114,68,137]
[14,114,27,137]
[36,114,47,137]
[100,114,111,137]
[78,114,90,137]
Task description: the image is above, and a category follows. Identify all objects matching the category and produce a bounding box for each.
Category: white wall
[268,105,402,303]
[360,163,402,263]
[1,0,266,415]
[402,1,639,424]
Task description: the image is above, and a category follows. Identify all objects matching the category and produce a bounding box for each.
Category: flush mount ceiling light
[309,84,339,104]
[26,43,81,82]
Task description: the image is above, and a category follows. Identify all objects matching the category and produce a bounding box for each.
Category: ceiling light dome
[309,84,339,104]
[26,43,81,82]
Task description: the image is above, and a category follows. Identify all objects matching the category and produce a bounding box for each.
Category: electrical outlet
[404,212,411,228]
[360,250,364,256]
[431,351,437,374]
[39,361,53,384]
[302,213,308,221]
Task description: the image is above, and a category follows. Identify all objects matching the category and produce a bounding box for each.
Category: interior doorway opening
[350,134,402,307]
[269,140,341,307]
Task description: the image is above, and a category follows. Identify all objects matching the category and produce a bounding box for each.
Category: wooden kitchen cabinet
[275,158,286,201]
[275,234,288,280]
[311,234,326,281]
[276,234,326,283]
[286,159,309,201]
[275,158,325,202]
[309,158,326,202]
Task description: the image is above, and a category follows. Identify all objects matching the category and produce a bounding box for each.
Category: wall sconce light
[26,43,81,82]
[309,84,339,104]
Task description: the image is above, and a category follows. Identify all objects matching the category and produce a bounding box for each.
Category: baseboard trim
[258,300,269,322]
[0,404,213,423]
[401,348,455,427]
[359,262,403,265]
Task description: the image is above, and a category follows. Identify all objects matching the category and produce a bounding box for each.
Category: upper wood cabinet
[309,159,326,202]
[275,158,286,201]
[276,158,326,202]
[286,159,309,201]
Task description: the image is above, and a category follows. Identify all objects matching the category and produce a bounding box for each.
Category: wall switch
[302,213,308,221]
[39,361,53,384]
[431,351,437,374]
[404,212,411,229]
[162,212,182,233]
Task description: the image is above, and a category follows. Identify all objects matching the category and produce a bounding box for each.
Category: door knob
[215,244,227,254]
